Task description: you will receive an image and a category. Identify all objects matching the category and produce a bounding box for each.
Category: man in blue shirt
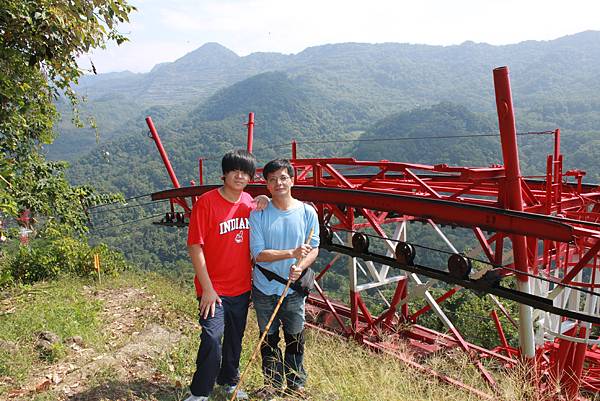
[250,159,319,397]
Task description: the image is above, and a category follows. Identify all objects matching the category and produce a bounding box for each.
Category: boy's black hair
[263,158,294,180]
[222,149,257,177]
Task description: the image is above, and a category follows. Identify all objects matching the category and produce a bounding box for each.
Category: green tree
[0,0,134,233]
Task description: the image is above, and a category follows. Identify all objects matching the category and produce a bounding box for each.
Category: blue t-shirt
[250,201,320,296]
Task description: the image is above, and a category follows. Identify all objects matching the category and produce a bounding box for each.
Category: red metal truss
[148,69,600,399]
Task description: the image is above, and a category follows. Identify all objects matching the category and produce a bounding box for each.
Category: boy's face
[223,169,251,192]
[266,167,293,197]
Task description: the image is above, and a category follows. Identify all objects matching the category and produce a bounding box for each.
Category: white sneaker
[183,395,209,401]
[222,385,249,400]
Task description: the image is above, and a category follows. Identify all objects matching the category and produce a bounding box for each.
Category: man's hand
[292,244,312,260]
[289,264,303,281]
[199,287,222,319]
[252,195,270,211]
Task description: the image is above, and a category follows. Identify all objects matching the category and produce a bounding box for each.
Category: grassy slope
[0,271,534,401]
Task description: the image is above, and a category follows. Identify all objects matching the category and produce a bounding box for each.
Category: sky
[83,0,600,74]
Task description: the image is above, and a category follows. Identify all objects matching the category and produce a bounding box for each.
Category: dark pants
[252,286,306,389]
[190,291,250,397]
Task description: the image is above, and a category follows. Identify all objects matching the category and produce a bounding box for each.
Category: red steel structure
[148,67,600,399]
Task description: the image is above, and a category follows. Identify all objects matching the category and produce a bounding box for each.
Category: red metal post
[557,154,564,213]
[554,129,561,185]
[246,112,254,153]
[559,326,587,400]
[545,155,553,214]
[491,310,509,350]
[146,116,180,189]
[493,66,535,358]
[493,67,526,217]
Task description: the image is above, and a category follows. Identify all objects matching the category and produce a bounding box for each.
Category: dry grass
[1,272,540,401]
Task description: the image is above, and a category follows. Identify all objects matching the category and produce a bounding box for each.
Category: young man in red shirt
[185,149,266,401]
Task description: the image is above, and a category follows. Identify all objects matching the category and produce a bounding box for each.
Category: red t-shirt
[187,189,254,297]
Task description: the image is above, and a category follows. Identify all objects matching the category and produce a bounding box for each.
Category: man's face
[266,167,293,197]
[223,169,251,191]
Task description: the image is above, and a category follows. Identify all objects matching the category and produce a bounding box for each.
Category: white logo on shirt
[219,217,249,235]
[235,230,243,243]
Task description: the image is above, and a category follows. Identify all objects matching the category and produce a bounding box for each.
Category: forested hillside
[51,31,600,160]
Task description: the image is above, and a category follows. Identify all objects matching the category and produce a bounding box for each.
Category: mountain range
[52,31,600,162]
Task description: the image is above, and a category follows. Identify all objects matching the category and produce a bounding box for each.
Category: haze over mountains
[54,30,600,163]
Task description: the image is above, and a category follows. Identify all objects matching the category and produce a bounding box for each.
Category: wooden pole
[94,253,101,284]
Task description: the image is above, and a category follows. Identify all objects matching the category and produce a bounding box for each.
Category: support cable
[253,130,555,151]
[90,213,165,232]
[90,199,168,215]
[329,226,600,299]
[88,193,155,210]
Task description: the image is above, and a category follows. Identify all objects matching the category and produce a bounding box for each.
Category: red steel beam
[151,185,581,242]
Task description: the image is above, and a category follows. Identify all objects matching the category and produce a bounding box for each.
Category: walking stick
[229,228,314,401]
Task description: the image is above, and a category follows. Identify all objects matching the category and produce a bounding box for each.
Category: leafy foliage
[1,0,133,91]
[354,102,502,166]
[414,287,519,349]
[0,0,134,234]
[1,235,128,287]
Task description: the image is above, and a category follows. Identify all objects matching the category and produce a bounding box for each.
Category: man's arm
[289,247,319,281]
[289,205,321,280]
[254,245,312,263]
[188,243,221,319]
[298,247,319,270]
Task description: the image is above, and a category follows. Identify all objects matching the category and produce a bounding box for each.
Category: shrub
[0,252,12,287]
[4,237,128,285]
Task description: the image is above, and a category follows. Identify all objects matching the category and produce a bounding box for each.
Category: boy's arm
[252,194,270,211]
[188,244,221,319]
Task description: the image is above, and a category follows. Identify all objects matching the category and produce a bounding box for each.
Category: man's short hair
[263,158,294,180]
[222,149,257,178]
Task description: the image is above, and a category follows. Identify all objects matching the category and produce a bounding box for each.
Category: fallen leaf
[35,378,51,392]
[7,388,26,398]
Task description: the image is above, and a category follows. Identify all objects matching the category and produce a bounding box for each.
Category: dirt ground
[5,286,190,401]
[4,286,307,401]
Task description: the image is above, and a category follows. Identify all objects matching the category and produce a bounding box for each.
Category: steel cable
[328,226,600,298]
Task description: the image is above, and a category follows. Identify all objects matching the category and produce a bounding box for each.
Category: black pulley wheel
[395,241,415,265]
[352,233,370,253]
[320,225,333,245]
[447,253,472,279]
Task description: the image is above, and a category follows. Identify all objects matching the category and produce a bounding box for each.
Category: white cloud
[82,0,600,73]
